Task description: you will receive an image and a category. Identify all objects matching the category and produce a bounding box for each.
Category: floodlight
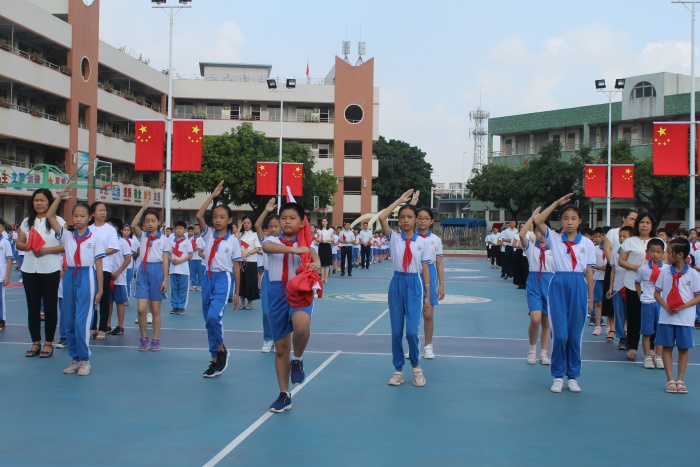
[286,79,296,89]
[595,79,606,90]
[179,0,192,4]
[615,79,625,89]
[267,79,277,89]
[152,0,166,4]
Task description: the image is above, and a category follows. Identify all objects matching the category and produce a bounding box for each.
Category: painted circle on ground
[443,268,480,272]
[325,293,491,304]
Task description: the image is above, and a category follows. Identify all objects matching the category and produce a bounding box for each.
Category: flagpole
[277,92,284,213]
[606,92,612,226]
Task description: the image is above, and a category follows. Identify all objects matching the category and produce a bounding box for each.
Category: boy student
[591,228,607,336]
[636,238,666,369]
[189,224,204,291]
[339,222,355,276]
[331,226,341,273]
[169,221,193,315]
[0,230,13,331]
[105,218,132,336]
[653,237,700,394]
[352,227,361,268]
[607,226,634,350]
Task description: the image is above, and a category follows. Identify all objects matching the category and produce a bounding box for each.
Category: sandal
[40,343,54,358]
[676,380,688,394]
[606,330,615,343]
[244,304,253,310]
[626,350,637,361]
[90,331,98,339]
[96,331,106,340]
[666,380,678,393]
[25,342,41,357]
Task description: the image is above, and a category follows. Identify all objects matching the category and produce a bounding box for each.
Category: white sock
[291,356,302,361]
[529,344,536,353]
[541,349,548,356]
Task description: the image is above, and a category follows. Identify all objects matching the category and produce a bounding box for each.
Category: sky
[99,0,698,184]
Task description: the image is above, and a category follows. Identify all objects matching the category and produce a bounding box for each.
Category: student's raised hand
[399,189,415,204]
[410,190,420,205]
[237,219,243,231]
[556,193,574,207]
[212,180,225,198]
[265,198,276,212]
[530,206,541,219]
[58,182,73,199]
[143,196,151,209]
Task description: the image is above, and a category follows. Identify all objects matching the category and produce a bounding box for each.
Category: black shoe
[55,338,68,348]
[517,285,526,289]
[203,361,219,378]
[340,272,345,276]
[332,269,336,274]
[348,273,352,277]
[216,346,230,375]
[695,320,700,329]
[111,326,124,336]
[618,338,627,350]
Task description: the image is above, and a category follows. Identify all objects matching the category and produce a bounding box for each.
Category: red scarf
[280,238,296,285]
[125,238,131,247]
[402,235,413,273]
[207,236,226,278]
[73,231,92,277]
[240,240,250,250]
[649,260,662,283]
[562,234,580,270]
[667,269,687,311]
[142,233,160,271]
[172,238,184,258]
[191,238,198,251]
[692,240,698,251]
[535,245,548,278]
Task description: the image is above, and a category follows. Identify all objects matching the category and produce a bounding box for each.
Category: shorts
[593,280,604,304]
[640,302,661,335]
[332,253,339,260]
[267,280,313,341]
[258,265,265,273]
[655,323,694,349]
[526,272,553,315]
[136,262,167,301]
[109,284,128,304]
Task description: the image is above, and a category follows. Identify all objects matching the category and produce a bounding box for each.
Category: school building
[483,71,699,230]
[0,0,379,227]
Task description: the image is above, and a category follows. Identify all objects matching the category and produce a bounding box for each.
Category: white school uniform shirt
[543,228,595,273]
[606,228,621,258]
[122,237,136,270]
[112,237,132,286]
[239,230,261,263]
[11,230,18,242]
[389,231,431,273]
[310,233,320,253]
[57,228,106,268]
[655,264,700,326]
[523,241,554,273]
[331,234,340,254]
[610,249,626,293]
[380,237,389,250]
[594,244,606,281]
[262,236,303,282]
[138,231,172,264]
[497,231,506,252]
[635,261,665,304]
[189,236,204,262]
[420,232,444,264]
[317,228,334,243]
[89,223,120,273]
[170,236,193,275]
[0,237,13,281]
[501,227,517,246]
[201,227,242,273]
[620,237,650,290]
[352,235,361,250]
[20,216,65,273]
[168,233,176,243]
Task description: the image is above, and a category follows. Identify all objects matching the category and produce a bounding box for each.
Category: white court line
[356,307,389,336]
[203,350,343,467]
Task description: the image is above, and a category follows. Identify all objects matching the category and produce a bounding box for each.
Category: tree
[634,157,689,222]
[171,123,337,217]
[596,138,635,164]
[466,163,530,219]
[373,136,434,208]
[525,142,584,208]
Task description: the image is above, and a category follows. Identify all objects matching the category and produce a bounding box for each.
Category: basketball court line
[356,307,389,336]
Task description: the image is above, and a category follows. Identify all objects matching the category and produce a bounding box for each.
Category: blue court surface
[2,257,699,466]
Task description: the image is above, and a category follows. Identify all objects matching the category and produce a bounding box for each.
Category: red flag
[583,165,607,198]
[26,228,46,252]
[653,123,689,175]
[134,120,165,171]
[172,120,203,172]
[256,162,278,195]
[612,165,634,199]
[282,163,304,197]
[306,62,310,80]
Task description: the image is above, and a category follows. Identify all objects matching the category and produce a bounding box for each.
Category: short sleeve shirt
[656,265,700,326]
[138,232,172,264]
[201,227,242,273]
[112,237,133,285]
[20,216,65,274]
[621,237,650,290]
[89,223,121,273]
[0,238,14,281]
[170,237,194,275]
[58,228,106,269]
[262,236,301,282]
[388,232,431,273]
[543,228,595,273]
[524,242,554,273]
[635,261,665,304]
[421,232,444,264]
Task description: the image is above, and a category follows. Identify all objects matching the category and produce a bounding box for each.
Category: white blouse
[20,215,65,274]
[239,230,261,263]
[317,228,335,242]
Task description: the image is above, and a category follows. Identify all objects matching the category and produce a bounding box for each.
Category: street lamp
[267,78,296,211]
[152,0,192,229]
[595,78,625,226]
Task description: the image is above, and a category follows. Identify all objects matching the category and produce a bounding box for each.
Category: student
[501,219,518,280]
[120,223,136,302]
[331,227,341,273]
[653,237,700,394]
[0,230,13,331]
[170,221,193,315]
[415,207,445,360]
[131,198,171,352]
[338,222,355,276]
[55,253,68,347]
[196,181,241,378]
[237,215,262,310]
[636,237,666,369]
[46,184,105,376]
[591,228,607,336]
[255,199,278,353]
[128,227,141,299]
[607,226,634,349]
[380,190,431,387]
[520,211,553,365]
[690,229,699,253]
[106,218,132,335]
[534,194,595,393]
[352,227,361,267]
[309,224,319,253]
[88,202,120,339]
[189,224,204,291]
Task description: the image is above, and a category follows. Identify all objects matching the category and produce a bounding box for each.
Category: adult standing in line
[16,188,65,358]
[338,221,355,276]
[501,219,518,280]
[512,222,527,289]
[317,218,334,283]
[359,221,373,270]
[237,215,261,310]
[617,212,655,361]
[487,227,499,269]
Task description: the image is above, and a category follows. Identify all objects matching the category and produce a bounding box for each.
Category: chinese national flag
[172,120,203,172]
[256,162,278,195]
[134,120,165,171]
[583,165,607,198]
[612,165,634,199]
[653,123,689,175]
[282,163,304,197]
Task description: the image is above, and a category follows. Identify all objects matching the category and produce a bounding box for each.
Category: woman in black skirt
[317,218,334,284]
[237,216,261,309]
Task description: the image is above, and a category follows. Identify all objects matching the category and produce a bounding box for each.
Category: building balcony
[199,117,335,140]
[97,88,164,121]
[96,130,135,164]
[0,104,69,148]
[0,44,71,98]
[313,156,334,173]
[342,193,378,214]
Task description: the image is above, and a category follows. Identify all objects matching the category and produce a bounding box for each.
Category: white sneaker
[526,350,536,365]
[63,360,81,374]
[261,341,274,353]
[643,355,655,369]
[77,361,91,376]
[147,313,153,324]
[567,379,581,392]
[654,355,664,369]
[404,352,410,359]
[424,344,435,360]
[550,378,564,393]
[190,286,196,291]
[388,371,404,386]
[412,366,426,387]
[134,317,138,324]
[540,353,550,365]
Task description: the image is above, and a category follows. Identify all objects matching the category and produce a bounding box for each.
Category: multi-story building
[485,71,699,228]
[0,0,379,227]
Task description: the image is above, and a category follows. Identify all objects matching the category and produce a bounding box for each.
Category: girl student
[381,189,432,387]
[236,215,261,310]
[196,181,241,378]
[534,194,595,393]
[46,184,105,376]
[119,223,136,302]
[317,218,333,283]
[255,198,278,353]
[520,210,553,365]
[131,197,171,352]
[415,207,445,360]
[262,199,321,413]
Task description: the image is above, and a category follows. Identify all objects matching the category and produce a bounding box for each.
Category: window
[296,106,313,122]
[504,139,512,155]
[489,210,501,221]
[343,177,361,193]
[318,143,332,158]
[515,135,528,154]
[230,104,240,120]
[207,104,222,119]
[344,104,363,124]
[631,81,656,99]
[566,132,576,150]
[320,107,331,122]
[268,105,281,121]
[176,103,193,118]
[344,141,362,159]
[534,132,548,151]
[251,105,261,120]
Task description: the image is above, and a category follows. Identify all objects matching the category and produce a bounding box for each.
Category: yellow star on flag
[587,168,593,174]
[192,125,200,134]
[657,127,666,136]
[139,125,148,134]
[295,167,301,172]
[625,168,631,174]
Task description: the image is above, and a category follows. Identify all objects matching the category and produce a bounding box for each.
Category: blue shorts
[136,262,167,301]
[655,323,694,349]
[593,280,604,304]
[640,302,661,335]
[526,272,553,315]
[109,284,128,304]
[266,280,313,341]
[427,263,438,306]
[257,265,265,273]
[332,253,339,260]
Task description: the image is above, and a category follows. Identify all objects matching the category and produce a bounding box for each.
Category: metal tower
[469,107,490,174]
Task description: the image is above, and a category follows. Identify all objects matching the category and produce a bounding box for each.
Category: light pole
[266,78,296,212]
[152,0,191,228]
[461,151,466,199]
[595,78,625,226]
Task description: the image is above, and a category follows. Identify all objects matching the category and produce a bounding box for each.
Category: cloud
[200,21,246,63]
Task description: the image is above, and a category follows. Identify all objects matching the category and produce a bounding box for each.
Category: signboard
[77,152,89,201]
